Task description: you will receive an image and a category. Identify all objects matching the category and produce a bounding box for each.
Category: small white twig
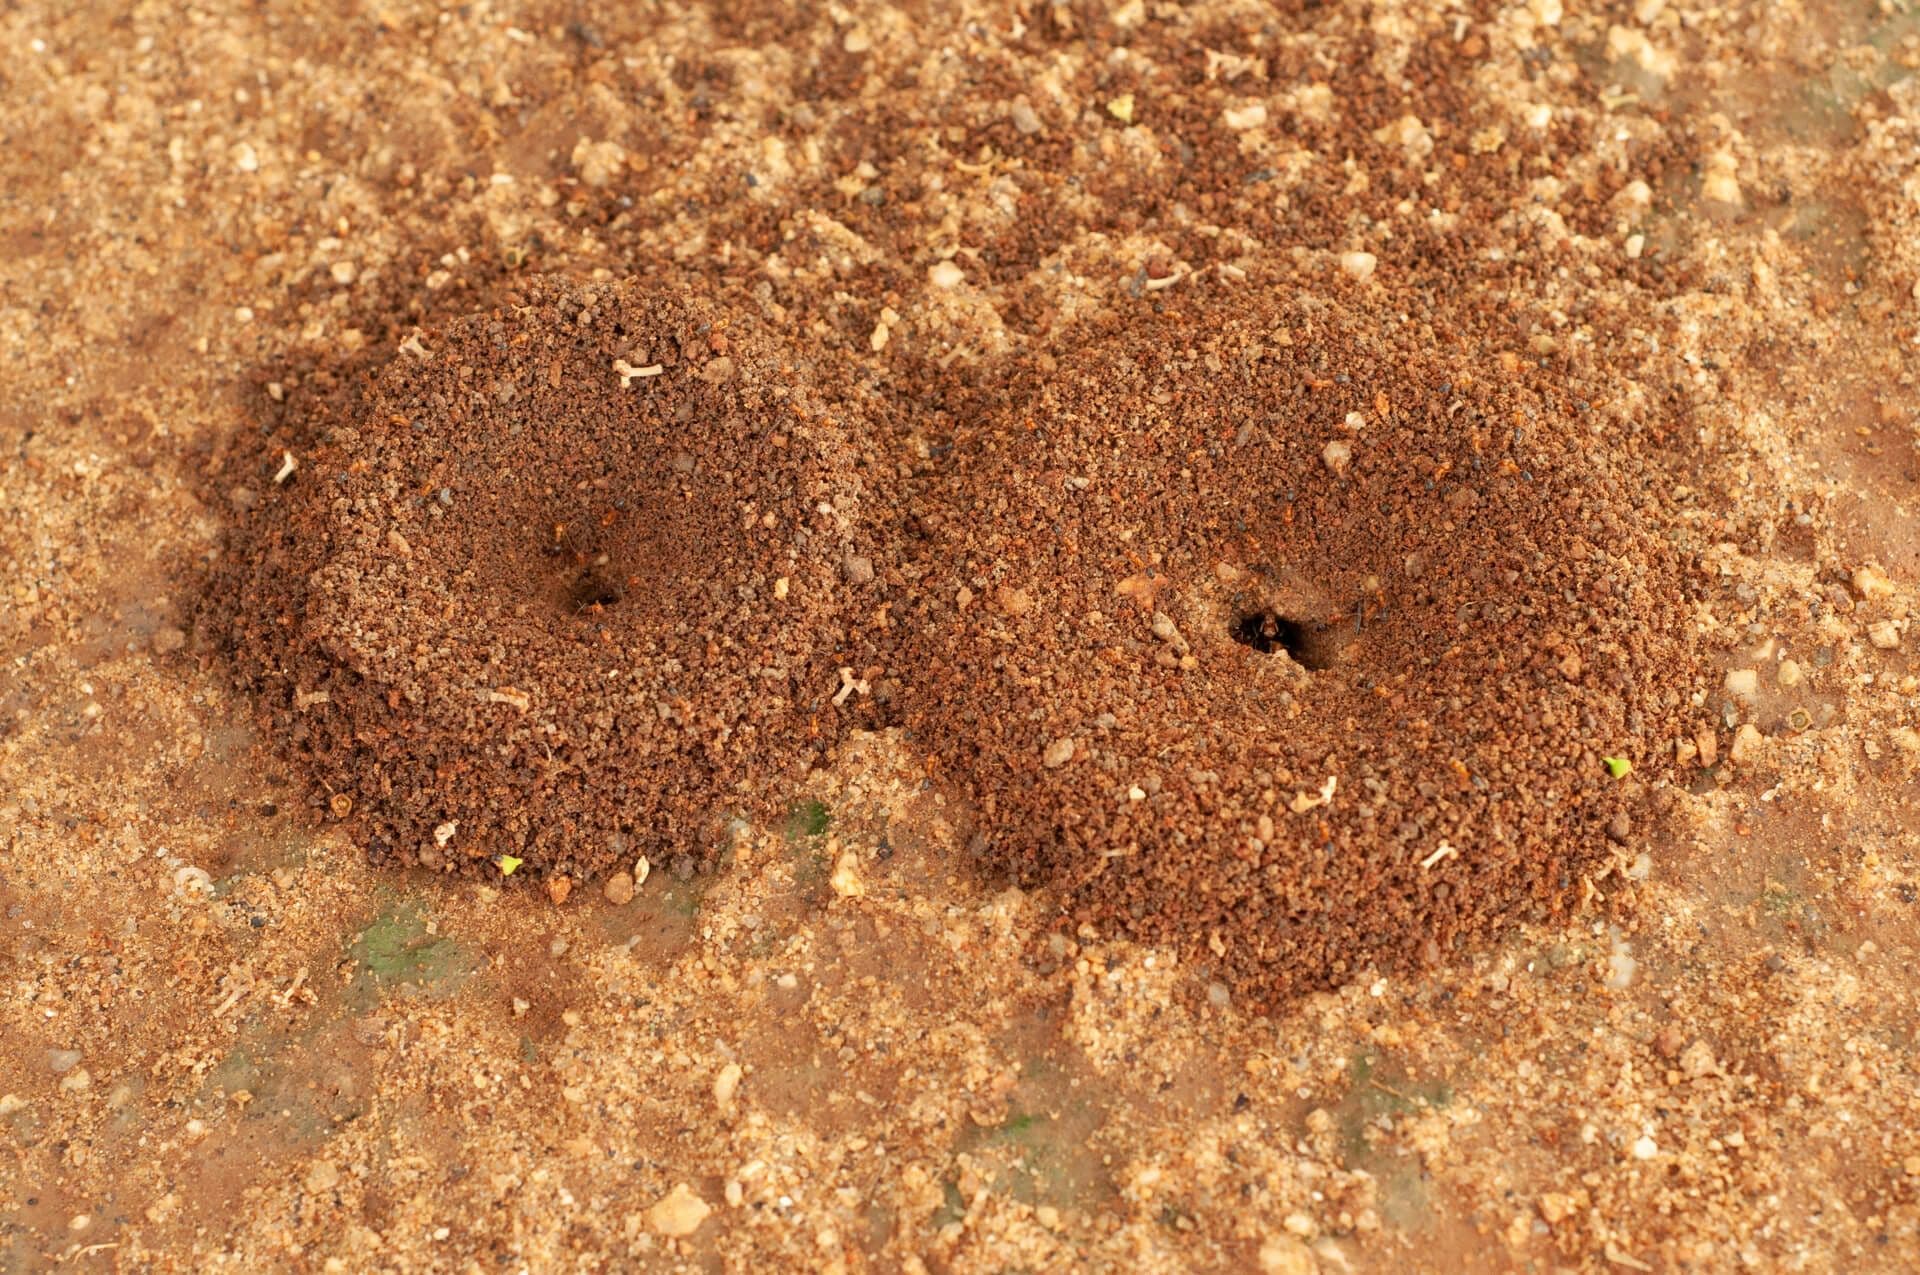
[831,666,869,707]
[1420,841,1458,870]
[272,451,297,484]
[613,359,664,387]
[213,981,245,1017]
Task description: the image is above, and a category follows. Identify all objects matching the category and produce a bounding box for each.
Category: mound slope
[211,280,867,882]
[894,299,1698,1006]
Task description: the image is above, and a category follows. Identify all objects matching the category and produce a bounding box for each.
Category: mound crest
[213,280,866,880]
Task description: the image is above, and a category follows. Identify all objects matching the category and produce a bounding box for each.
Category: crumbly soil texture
[209,271,1699,1000]
[208,280,868,883]
[898,297,1700,1005]
[11,0,1920,1270]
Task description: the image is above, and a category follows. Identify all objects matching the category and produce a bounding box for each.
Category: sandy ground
[4,1,1920,1271]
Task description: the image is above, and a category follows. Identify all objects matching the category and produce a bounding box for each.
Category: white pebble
[1852,564,1894,600]
[644,1184,711,1237]
[1338,251,1377,282]
[928,260,965,289]
[1222,103,1268,131]
[713,1062,743,1112]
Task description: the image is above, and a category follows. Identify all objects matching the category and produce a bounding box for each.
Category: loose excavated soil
[18,0,1920,1269]
[894,296,1701,1006]
[209,271,1700,1004]
[207,279,870,884]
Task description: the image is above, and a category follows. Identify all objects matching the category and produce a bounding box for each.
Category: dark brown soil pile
[893,296,1700,1008]
[208,278,870,884]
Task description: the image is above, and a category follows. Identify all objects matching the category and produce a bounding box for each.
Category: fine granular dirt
[893,293,1700,1005]
[205,279,871,885]
[206,270,1699,997]
[11,0,1920,1270]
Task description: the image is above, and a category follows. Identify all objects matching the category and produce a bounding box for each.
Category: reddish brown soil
[206,280,871,885]
[893,296,1699,1005]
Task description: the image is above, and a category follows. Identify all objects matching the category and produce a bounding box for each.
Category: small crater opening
[565,568,623,615]
[1231,611,1331,669]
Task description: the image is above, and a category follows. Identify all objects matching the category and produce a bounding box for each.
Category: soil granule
[209,279,868,883]
[893,295,1700,1007]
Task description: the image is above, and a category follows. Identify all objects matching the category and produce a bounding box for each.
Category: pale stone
[1222,103,1268,131]
[645,1184,711,1237]
[713,1062,743,1112]
[1853,564,1894,600]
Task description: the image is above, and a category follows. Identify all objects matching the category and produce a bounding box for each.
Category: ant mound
[898,299,1698,1008]
[211,279,869,883]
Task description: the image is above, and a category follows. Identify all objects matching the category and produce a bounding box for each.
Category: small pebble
[1728,722,1765,765]
[1867,619,1900,650]
[1222,103,1268,131]
[1043,737,1076,768]
[713,1062,743,1112]
[644,1183,712,1237]
[829,851,867,898]
[927,260,965,289]
[1852,563,1894,600]
[603,871,635,906]
[1776,658,1801,688]
[1723,667,1758,698]
[1338,251,1377,282]
[842,554,875,585]
[152,626,187,655]
[47,1049,83,1074]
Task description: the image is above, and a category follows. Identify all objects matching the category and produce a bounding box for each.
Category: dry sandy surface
[4,1,1920,1271]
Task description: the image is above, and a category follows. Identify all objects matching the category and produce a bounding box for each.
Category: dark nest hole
[565,568,623,615]
[1230,610,1333,670]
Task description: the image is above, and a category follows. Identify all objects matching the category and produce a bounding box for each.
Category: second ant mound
[212,279,869,885]
[897,297,1699,1008]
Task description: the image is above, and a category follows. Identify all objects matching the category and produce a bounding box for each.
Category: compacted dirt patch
[895,297,1702,1007]
[206,279,870,885]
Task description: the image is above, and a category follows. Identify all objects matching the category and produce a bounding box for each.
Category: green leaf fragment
[1603,756,1632,779]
